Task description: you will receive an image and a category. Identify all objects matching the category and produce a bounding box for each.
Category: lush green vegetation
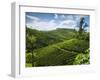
[25,16,90,67]
[26,26,90,67]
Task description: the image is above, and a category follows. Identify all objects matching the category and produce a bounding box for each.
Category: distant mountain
[26,27,76,49]
[46,28,76,40]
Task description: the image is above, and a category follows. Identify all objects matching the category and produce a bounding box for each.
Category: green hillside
[26,27,90,67]
[26,27,76,51]
[30,39,89,66]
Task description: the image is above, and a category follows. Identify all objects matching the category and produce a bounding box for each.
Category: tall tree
[79,17,88,34]
[79,17,84,34]
[26,35,36,66]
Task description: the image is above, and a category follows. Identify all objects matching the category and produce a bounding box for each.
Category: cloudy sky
[26,12,90,31]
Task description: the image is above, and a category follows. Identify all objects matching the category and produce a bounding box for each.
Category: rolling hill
[26,27,89,67]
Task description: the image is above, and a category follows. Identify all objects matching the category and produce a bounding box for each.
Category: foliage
[75,32,89,41]
[25,27,90,67]
[73,49,90,65]
[78,17,88,34]
[26,27,76,51]
[26,34,36,52]
[26,63,32,67]
[26,53,32,63]
[27,39,89,66]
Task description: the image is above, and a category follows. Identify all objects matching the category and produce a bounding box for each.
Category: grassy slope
[26,28,76,47]
[32,39,89,66]
[45,28,76,41]
[26,28,89,67]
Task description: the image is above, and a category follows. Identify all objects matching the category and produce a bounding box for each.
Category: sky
[26,12,90,31]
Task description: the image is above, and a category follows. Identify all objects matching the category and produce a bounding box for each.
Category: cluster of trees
[26,17,90,67]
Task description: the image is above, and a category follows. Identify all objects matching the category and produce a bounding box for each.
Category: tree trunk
[79,17,84,34]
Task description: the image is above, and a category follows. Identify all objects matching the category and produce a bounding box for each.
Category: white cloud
[54,14,58,19]
[58,20,76,27]
[26,15,40,21]
[27,19,57,31]
[74,15,80,21]
[60,15,66,19]
[85,27,89,32]
[26,15,79,31]
[65,15,73,20]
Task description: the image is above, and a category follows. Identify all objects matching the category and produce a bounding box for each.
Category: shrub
[73,49,90,65]
[26,53,32,63]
